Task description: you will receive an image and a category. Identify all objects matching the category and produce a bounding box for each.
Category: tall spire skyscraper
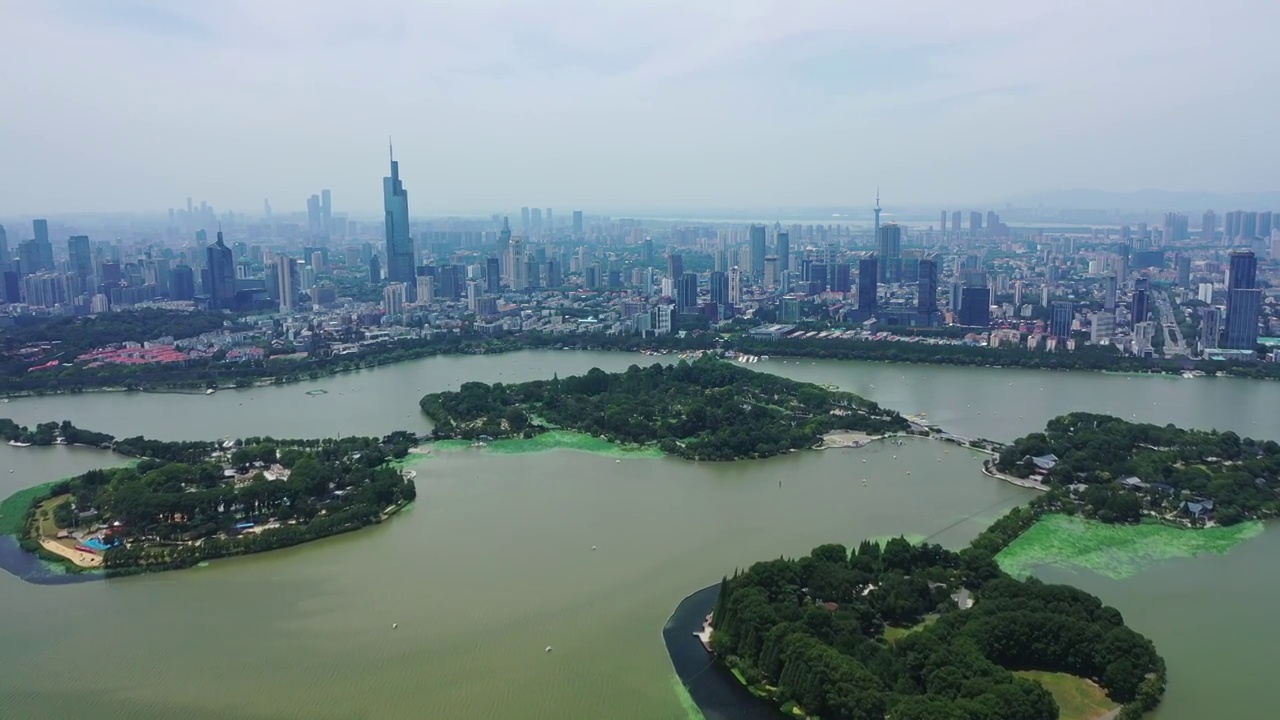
[383,139,415,286]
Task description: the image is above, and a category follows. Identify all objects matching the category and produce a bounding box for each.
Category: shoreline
[4,342,1276,400]
[980,461,1050,491]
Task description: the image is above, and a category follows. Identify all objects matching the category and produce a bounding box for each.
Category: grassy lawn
[883,615,938,643]
[1014,670,1117,720]
[0,481,58,535]
[34,495,70,538]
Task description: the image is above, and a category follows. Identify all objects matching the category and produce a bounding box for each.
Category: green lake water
[0,351,1275,719]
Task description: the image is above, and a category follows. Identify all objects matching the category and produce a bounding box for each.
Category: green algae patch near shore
[671,673,707,720]
[0,481,59,536]
[997,514,1265,580]
[484,431,663,458]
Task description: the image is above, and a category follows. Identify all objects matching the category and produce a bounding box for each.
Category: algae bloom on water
[996,514,1265,581]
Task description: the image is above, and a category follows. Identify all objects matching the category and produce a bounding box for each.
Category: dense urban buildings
[0,148,1276,370]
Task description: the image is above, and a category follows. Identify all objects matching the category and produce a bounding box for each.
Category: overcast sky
[2,0,1277,216]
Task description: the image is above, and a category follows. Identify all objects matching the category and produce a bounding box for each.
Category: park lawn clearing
[884,615,938,643]
[34,494,70,538]
[0,481,58,535]
[1014,671,1117,720]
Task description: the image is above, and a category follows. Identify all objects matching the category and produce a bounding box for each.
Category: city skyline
[3,1,1280,214]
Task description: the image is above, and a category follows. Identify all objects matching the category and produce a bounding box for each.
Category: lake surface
[0,351,1276,719]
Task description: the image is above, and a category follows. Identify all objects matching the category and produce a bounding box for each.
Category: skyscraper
[876,223,902,284]
[1104,275,1117,311]
[205,231,236,310]
[677,272,698,312]
[383,142,414,285]
[68,235,92,282]
[750,225,766,278]
[918,256,937,319]
[1199,307,1222,352]
[383,282,406,316]
[776,231,790,272]
[728,266,743,306]
[497,216,512,283]
[486,257,501,295]
[1050,301,1074,339]
[31,219,53,271]
[0,225,8,268]
[940,211,947,235]
[276,255,296,312]
[710,270,729,310]
[969,212,982,235]
[831,262,851,294]
[307,194,322,237]
[508,237,526,291]
[1224,249,1260,350]
[171,265,195,301]
[958,287,992,327]
[951,211,962,238]
[572,210,583,236]
[668,253,683,280]
[1131,278,1149,329]
[857,256,877,312]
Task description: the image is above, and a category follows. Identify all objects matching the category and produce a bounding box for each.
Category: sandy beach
[38,538,102,568]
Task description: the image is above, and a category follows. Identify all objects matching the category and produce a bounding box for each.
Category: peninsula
[699,508,1166,720]
[418,356,909,460]
[995,412,1280,526]
[0,420,417,577]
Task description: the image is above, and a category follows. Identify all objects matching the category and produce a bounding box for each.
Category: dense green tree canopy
[997,413,1280,525]
[712,523,1165,720]
[419,356,908,460]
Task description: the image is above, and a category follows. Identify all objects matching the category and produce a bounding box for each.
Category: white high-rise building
[417,276,435,304]
[508,237,526,291]
[1198,283,1214,304]
[729,266,743,306]
[276,255,295,312]
[383,282,406,316]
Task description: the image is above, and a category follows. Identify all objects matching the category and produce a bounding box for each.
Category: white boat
[205,388,216,395]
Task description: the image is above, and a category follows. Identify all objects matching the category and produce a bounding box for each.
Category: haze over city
[4,0,1279,215]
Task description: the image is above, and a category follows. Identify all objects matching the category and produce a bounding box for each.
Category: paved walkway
[980,463,1049,491]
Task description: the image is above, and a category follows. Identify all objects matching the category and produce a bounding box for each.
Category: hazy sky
[3,0,1277,216]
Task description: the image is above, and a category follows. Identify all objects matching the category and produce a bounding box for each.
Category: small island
[0,419,417,577]
[419,356,908,460]
[994,413,1280,526]
[698,511,1166,720]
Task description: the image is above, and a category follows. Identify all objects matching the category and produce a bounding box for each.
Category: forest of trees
[11,422,417,576]
[997,413,1280,526]
[419,356,908,460]
[711,514,1166,720]
[728,334,1280,380]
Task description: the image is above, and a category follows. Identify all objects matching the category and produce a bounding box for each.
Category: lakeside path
[981,462,1050,491]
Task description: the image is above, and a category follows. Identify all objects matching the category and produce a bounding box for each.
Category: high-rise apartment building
[1201,210,1216,243]
[572,210,583,236]
[677,272,698,313]
[383,282,406,316]
[775,231,790,273]
[749,225,766,278]
[276,255,296,312]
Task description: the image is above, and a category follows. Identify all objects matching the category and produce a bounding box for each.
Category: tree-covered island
[709,516,1166,720]
[1,420,417,577]
[995,413,1280,526]
[418,356,909,460]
